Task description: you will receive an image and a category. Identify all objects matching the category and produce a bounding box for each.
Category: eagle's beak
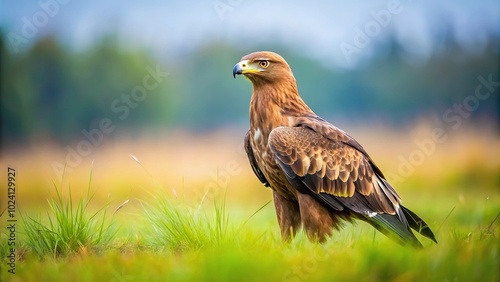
[233,60,261,78]
[232,63,242,78]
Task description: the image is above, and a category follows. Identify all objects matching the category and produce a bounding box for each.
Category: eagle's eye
[259,60,270,68]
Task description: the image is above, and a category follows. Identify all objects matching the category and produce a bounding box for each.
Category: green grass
[142,192,233,250]
[1,170,498,282]
[19,168,116,258]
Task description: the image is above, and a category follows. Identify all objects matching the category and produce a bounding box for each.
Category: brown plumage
[233,51,437,247]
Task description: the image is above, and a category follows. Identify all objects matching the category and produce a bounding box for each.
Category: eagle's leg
[272,191,301,241]
[296,192,338,242]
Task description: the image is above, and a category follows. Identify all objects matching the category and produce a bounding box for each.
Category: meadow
[0,124,498,282]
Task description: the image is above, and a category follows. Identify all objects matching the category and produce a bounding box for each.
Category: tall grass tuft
[133,153,233,251]
[21,168,116,258]
[143,192,232,251]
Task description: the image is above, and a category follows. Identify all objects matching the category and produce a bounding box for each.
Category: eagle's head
[233,51,296,86]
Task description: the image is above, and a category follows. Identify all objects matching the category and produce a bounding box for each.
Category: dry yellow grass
[1,123,498,211]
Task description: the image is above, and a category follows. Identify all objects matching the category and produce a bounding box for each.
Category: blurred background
[0,1,498,210]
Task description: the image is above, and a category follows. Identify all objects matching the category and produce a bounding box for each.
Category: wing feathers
[269,126,393,205]
[338,170,349,182]
[267,123,433,247]
[270,127,406,216]
[244,131,271,187]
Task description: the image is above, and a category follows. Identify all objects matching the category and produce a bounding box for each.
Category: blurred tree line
[0,32,498,146]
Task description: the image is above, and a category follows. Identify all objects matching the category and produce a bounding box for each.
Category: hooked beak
[232,60,262,78]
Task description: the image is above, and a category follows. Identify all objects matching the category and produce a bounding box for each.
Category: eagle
[232,51,437,248]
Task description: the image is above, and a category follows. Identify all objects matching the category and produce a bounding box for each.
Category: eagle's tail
[367,205,437,248]
[401,205,438,243]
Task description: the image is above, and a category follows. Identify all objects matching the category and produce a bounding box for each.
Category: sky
[1,0,499,68]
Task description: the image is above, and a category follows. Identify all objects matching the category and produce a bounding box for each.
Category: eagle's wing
[245,130,270,187]
[268,121,436,247]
